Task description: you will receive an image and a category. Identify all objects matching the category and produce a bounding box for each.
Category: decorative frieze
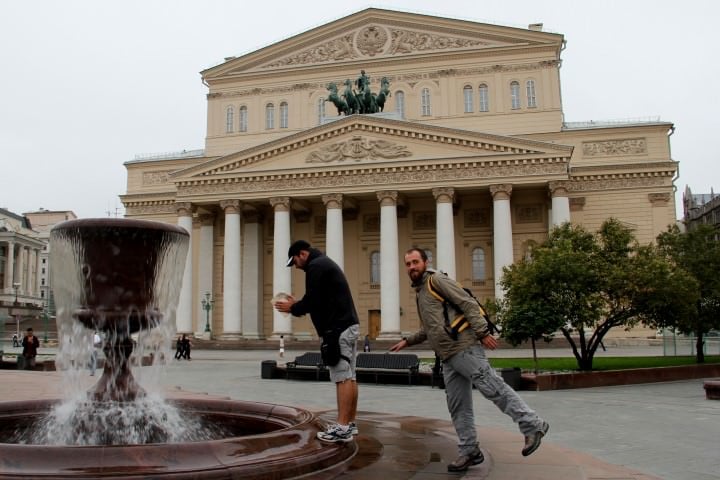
[387,28,490,55]
[141,170,173,185]
[178,162,568,196]
[306,136,412,163]
[648,192,671,205]
[356,25,389,57]
[568,176,668,192]
[582,138,647,157]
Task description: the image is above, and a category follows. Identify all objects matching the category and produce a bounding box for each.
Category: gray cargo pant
[443,344,544,455]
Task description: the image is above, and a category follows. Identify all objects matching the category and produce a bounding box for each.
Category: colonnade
[2,240,42,301]
[173,182,571,339]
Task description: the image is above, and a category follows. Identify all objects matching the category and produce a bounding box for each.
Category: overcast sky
[2,0,717,220]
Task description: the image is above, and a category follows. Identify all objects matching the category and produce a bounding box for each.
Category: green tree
[498,219,697,371]
[657,224,720,362]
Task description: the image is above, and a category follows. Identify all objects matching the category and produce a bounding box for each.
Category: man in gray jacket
[390,247,549,473]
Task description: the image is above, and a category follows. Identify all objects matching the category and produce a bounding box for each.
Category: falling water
[13,219,228,445]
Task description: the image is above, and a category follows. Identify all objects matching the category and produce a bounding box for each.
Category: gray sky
[2,0,717,220]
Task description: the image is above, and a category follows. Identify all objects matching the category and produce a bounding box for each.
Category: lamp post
[201,292,213,335]
[12,282,20,340]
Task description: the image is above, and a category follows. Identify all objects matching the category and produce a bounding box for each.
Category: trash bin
[498,367,522,390]
[261,360,277,379]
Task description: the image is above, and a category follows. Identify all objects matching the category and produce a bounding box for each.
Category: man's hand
[273,294,296,314]
[389,339,408,352]
[481,335,498,350]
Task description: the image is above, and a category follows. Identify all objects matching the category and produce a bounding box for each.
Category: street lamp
[12,282,20,340]
[12,282,20,305]
[201,292,213,333]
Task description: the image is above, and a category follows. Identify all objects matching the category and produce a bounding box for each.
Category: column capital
[548,181,570,198]
[489,184,513,201]
[269,197,291,212]
[376,190,398,206]
[175,202,194,217]
[198,213,215,226]
[322,193,344,210]
[432,187,455,203]
[220,199,242,214]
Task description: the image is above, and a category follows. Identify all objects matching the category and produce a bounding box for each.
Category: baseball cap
[286,240,311,266]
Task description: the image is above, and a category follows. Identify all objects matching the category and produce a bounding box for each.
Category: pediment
[203,8,562,78]
[171,115,572,182]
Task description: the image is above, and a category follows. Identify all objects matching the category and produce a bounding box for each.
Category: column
[197,212,215,338]
[433,187,457,279]
[17,247,26,295]
[270,197,292,337]
[34,248,41,297]
[176,202,194,334]
[241,210,263,339]
[549,181,571,227]
[376,191,401,339]
[490,184,513,300]
[220,200,243,339]
[4,241,14,294]
[322,193,344,270]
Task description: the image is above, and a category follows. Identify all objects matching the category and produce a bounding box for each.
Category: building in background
[121,9,678,341]
[683,186,720,231]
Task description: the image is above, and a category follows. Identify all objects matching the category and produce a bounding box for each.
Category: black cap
[286,240,311,266]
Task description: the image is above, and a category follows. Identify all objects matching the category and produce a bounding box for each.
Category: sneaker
[317,425,353,443]
[522,421,549,456]
[447,447,484,472]
[349,422,359,435]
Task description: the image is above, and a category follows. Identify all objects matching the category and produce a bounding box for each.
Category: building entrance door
[368,309,380,339]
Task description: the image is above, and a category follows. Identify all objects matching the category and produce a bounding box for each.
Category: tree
[657,224,720,363]
[497,219,697,371]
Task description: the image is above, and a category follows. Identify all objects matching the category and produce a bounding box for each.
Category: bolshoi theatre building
[121,9,677,342]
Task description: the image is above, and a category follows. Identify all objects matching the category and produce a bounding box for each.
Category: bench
[356,352,420,385]
[286,352,326,381]
[704,380,720,400]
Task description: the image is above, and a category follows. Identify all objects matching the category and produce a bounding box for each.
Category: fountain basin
[0,398,356,479]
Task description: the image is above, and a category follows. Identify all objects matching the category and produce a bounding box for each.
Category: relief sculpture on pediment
[388,29,490,54]
[264,34,358,68]
[306,136,412,163]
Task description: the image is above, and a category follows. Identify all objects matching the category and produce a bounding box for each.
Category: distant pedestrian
[12,334,19,347]
[21,328,40,370]
[89,331,102,375]
[363,335,371,352]
[181,334,192,360]
[279,335,285,358]
[174,335,184,359]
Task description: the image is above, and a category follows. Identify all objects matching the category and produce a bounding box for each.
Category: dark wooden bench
[286,352,326,381]
[356,352,420,385]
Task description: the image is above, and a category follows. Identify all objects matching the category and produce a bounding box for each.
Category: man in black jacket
[274,240,360,443]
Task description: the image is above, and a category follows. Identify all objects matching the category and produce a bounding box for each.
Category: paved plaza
[1,345,718,479]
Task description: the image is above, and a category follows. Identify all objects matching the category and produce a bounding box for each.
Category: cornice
[570,161,677,176]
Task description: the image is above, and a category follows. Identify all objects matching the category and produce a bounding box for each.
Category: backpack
[426,272,499,340]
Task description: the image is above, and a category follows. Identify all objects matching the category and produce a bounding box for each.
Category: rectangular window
[526,80,537,108]
[463,86,473,113]
[479,85,489,112]
[421,88,431,116]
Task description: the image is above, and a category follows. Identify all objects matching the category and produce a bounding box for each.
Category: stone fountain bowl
[0,398,356,479]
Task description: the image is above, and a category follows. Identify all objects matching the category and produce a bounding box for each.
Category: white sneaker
[349,422,359,435]
[317,424,353,443]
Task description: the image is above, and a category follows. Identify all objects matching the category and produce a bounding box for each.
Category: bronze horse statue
[342,79,361,114]
[375,77,391,112]
[326,82,349,116]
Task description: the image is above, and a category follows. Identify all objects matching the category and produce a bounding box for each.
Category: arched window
[239,106,248,132]
[317,97,326,124]
[510,81,521,110]
[463,85,474,113]
[225,106,234,133]
[280,102,288,128]
[370,251,381,284]
[265,103,275,129]
[395,90,405,118]
[472,248,486,282]
[421,88,431,116]
[478,84,489,112]
[526,79,537,108]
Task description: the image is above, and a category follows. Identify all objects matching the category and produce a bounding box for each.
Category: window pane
[511,81,521,109]
[463,85,473,113]
[472,248,485,281]
[479,84,489,112]
[225,106,234,133]
[370,251,381,283]
[239,106,247,132]
[317,97,326,124]
[395,91,405,118]
[526,80,536,108]
[265,103,274,129]
[280,102,288,128]
[421,88,431,116]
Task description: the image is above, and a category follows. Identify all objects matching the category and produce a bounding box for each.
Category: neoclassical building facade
[121,9,677,341]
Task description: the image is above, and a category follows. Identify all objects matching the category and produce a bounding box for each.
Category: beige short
[328,324,359,383]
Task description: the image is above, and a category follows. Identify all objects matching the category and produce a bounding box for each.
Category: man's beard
[408,269,423,282]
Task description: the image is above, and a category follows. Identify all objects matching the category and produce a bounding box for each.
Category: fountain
[0,218,355,479]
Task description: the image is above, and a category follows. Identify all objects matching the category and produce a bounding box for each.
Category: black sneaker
[522,421,549,456]
[447,447,484,472]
